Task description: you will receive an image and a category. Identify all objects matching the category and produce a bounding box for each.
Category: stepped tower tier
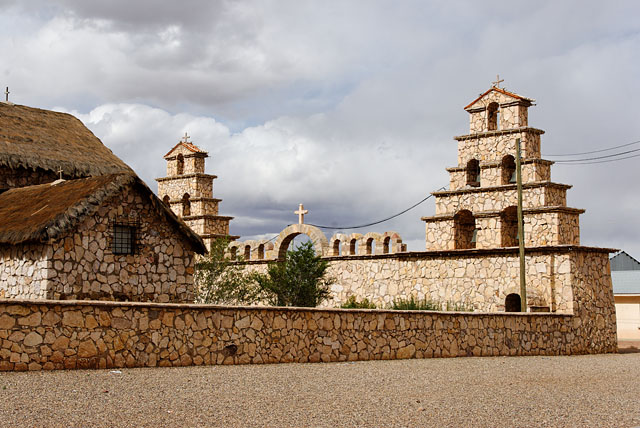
[421,84,583,250]
[156,134,239,250]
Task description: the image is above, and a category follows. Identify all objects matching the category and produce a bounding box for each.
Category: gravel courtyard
[1,353,639,428]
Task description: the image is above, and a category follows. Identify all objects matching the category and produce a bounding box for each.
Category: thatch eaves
[0,103,133,177]
[0,174,206,254]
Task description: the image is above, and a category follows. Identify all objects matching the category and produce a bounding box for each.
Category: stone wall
[456,130,542,165]
[0,291,616,372]
[434,184,569,215]
[0,185,197,303]
[238,247,612,316]
[0,244,48,299]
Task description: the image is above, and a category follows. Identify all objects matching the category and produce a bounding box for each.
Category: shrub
[194,238,264,305]
[340,295,377,309]
[388,296,441,311]
[446,301,475,312]
[255,241,334,307]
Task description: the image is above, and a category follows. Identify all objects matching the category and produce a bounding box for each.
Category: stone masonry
[0,184,197,303]
[156,134,239,251]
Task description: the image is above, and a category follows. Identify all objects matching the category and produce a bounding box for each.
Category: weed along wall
[0,288,616,372]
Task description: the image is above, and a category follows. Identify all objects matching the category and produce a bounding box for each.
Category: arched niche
[487,102,499,131]
[176,153,184,175]
[501,155,516,185]
[454,209,476,249]
[272,224,329,260]
[505,293,521,312]
[500,206,518,247]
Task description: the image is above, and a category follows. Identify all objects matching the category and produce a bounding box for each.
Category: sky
[1,0,639,256]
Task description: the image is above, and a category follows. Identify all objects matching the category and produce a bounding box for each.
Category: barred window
[112,224,136,255]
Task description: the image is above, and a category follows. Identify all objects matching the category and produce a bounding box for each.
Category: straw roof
[0,102,133,177]
[0,174,206,253]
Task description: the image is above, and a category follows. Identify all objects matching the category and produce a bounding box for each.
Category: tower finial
[181,132,191,143]
[4,87,9,102]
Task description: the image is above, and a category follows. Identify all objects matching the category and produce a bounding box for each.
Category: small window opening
[349,239,358,255]
[501,206,518,247]
[182,193,191,216]
[466,159,480,187]
[501,155,516,185]
[176,154,184,175]
[383,237,391,254]
[112,223,136,255]
[162,195,170,206]
[505,293,522,312]
[333,240,341,256]
[244,245,251,260]
[230,247,238,260]
[487,102,499,131]
[257,244,265,259]
[366,238,375,255]
[454,210,476,249]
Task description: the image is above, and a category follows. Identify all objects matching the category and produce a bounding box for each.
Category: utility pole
[516,138,527,312]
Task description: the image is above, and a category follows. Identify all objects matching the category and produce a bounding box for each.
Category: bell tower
[422,82,583,251]
[156,133,239,250]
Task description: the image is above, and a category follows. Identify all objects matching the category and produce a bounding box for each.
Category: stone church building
[232,82,617,340]
[0,102,206,302]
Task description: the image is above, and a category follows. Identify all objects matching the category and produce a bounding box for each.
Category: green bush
[340,295,377,309]
[194,238,265,305]
[388,296,441,311]
[446,301,475,312]
[255,241,334,307]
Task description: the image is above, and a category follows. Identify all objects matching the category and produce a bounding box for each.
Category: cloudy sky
[1,0,639,256]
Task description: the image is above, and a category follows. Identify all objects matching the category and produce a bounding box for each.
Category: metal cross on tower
[492,75,504,88]
[4,87,9,102]
[294,203,308,224]
[181,132,191,143]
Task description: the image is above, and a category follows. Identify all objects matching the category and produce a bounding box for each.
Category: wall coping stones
[236,245,617,265]
[454,127,545,141]
[446,158,554,172]
[155,173,217,182]
[430,181,572,198]
[0,298,573,317]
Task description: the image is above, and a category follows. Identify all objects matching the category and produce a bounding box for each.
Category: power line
[308,187,446,230]
[551,152,640,165]
[552,146,640,163]
[544,139,640,157]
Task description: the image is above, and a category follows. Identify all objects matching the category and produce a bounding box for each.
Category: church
[0,101,206,302]
[227,80,617,338]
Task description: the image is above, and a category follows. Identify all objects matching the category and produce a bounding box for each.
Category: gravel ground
[1,353,639,428]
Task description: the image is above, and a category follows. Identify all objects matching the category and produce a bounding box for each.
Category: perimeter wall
[0,249,617,371]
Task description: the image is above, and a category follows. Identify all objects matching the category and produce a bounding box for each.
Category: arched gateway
[272,223,329,259]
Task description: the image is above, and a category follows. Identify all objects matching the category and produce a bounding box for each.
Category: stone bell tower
[156,133,239,250]
[421,81,583,251]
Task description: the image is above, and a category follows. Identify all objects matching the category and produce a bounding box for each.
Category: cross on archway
[294,203,308,224]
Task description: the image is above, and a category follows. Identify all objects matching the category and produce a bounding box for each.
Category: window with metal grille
[112,224,136,254]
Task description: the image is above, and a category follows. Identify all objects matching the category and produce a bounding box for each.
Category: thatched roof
[0,173,206,253]
[0,102,133,177]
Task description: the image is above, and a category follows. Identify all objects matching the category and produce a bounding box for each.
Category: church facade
[230,83,617,342]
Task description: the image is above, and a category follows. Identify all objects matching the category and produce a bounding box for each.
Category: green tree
[194,238,264,305]
[255,241,334,307]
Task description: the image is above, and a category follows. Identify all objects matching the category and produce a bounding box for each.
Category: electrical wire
[308,187,446,230]
[551,152,640,165]
[544,139,640,157]
[551,146,640,163]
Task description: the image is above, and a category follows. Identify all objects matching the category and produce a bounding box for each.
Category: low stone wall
[0,296,616,372]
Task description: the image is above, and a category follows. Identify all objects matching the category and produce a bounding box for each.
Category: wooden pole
[516,138,527,312]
